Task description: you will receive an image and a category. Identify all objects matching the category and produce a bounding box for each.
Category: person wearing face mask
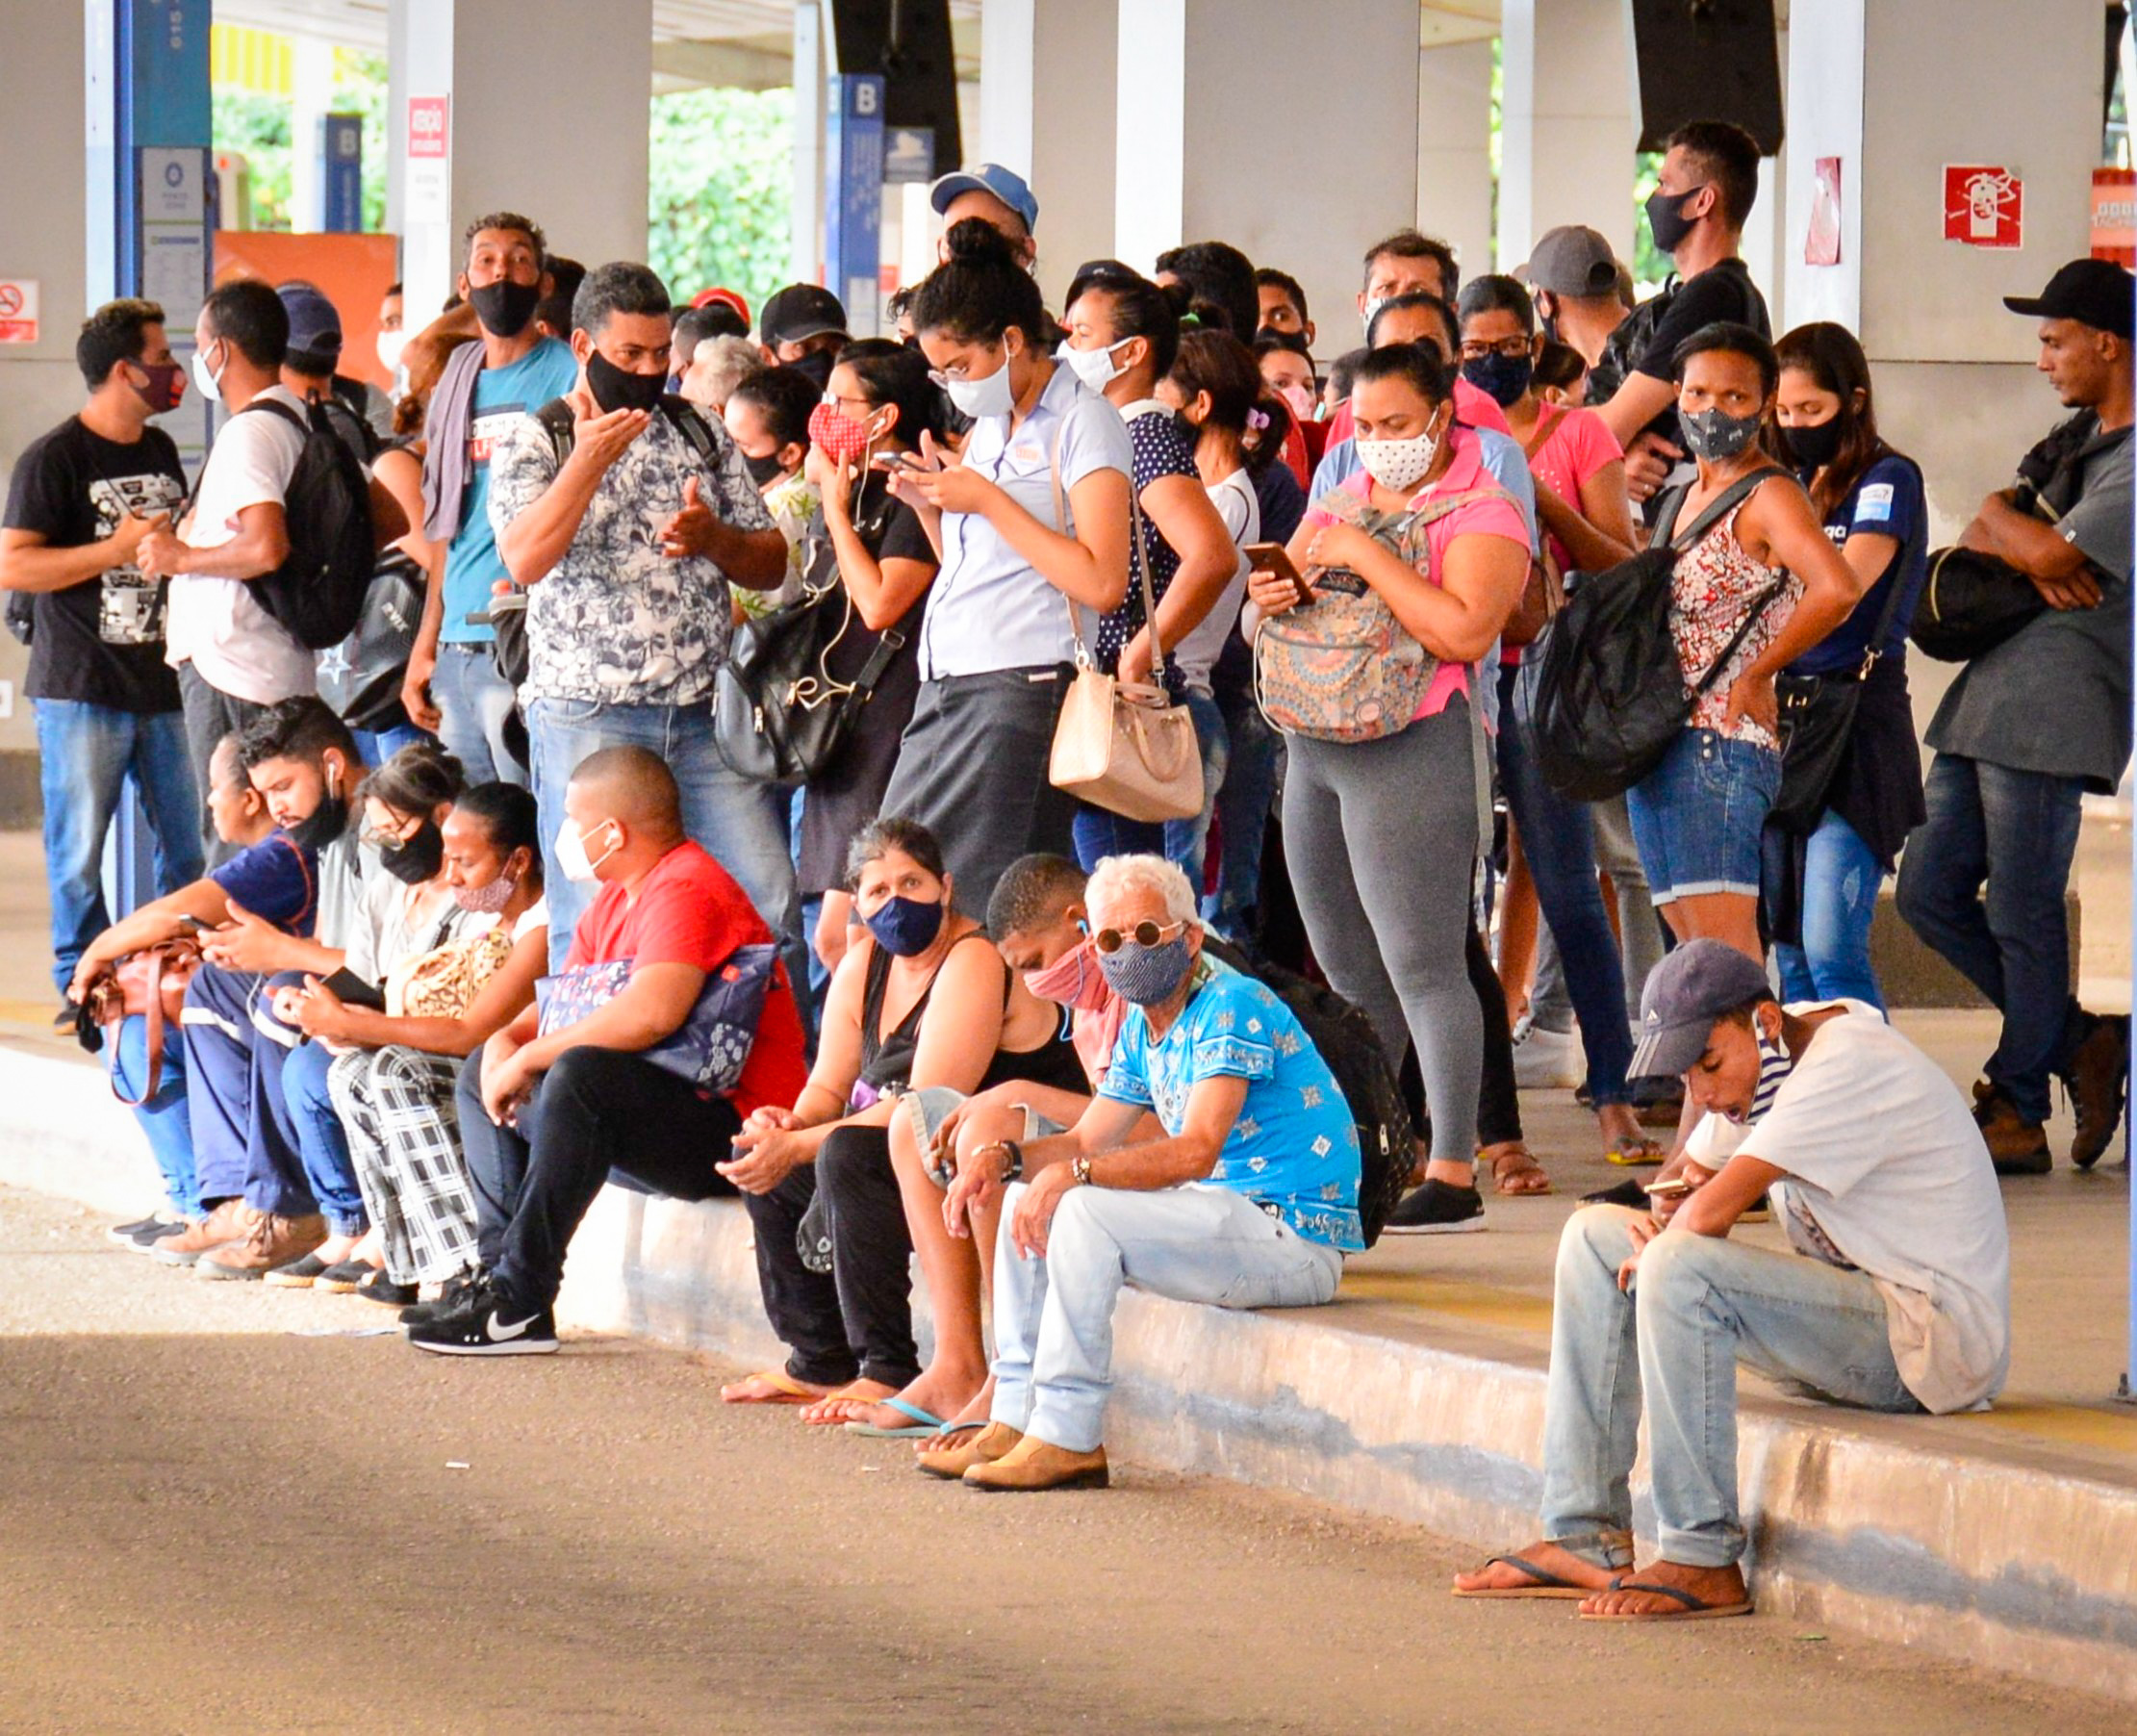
[1759,324,1927,1019]
[717,820,1081,1434]
[301,783,549,1307]
[723,364,822,615]
[877,218,1134,920]
[0,297,204,1019]
[1625,323,1863,967]
[795,342,945,976]
[405,214,577,787]
[1255,267,1316,350]
[65,700,372,1279]
[754,283,851,396]
[375,281,405,387]
[412,747,807,1355]
[487,261,790,971]
[949,854,1359,1493]
[1523,226,1629,382]
[1057,262,1240,871]
[1588,122,1770,515]
[267,744,472,1288]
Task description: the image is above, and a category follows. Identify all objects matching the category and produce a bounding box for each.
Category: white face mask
[1354,421,1444,492]
[944,345,1018,420]
[1361,295,1389,339]
[1057,337,1130,393]
[190,341,227,405]
[375,329,408,376]
[555,816,620,883]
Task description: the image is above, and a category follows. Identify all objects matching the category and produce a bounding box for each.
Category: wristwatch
[999,1139,1024,1185]
[1070,1154,1095,1187]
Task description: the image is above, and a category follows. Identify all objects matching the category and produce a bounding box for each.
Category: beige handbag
[1045,422,1205,823]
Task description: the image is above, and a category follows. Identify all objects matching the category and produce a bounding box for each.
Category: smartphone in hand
[1245,541,1314,606]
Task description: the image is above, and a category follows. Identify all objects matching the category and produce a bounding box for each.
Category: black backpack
[1514,468,1792,803]
[232,396,375,650]
[1203,938,1414,1247]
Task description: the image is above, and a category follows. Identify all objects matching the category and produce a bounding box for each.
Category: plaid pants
[329,1045,480,1286]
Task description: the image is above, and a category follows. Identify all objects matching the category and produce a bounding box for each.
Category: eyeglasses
[822,392,875,412]
[359,819,419,851]
[1459,338,1533,361]
[1092,918,1188,955]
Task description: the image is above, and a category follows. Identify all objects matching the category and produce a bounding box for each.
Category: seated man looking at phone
[1455,941,2010,1621]
[71,699,371,1278]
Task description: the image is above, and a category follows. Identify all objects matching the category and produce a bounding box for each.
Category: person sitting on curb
[1454,940,2011,1621]
[408,746,807,1355]
[935,854,1362,1493]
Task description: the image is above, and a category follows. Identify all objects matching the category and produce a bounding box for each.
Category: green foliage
[211,52,389,233]
[647,87,795,313]
[1631,149,1667,292]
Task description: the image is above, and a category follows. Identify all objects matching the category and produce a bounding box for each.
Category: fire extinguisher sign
[1944,165,2023,249]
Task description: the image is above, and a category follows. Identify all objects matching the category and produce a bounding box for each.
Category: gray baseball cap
[1525,225,1620,298]
[1628,940,1775,1080]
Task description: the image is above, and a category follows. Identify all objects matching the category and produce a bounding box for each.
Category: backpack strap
[660,395,724,472]
[1653,466,1790,553]
[533,396,577,467]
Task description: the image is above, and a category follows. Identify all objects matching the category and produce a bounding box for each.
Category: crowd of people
[3,116,2129,1620]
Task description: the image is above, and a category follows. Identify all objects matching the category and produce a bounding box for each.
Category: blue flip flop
[842,1396,951,1438]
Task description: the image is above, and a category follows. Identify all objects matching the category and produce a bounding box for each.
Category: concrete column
[1416,38,1495,283]
[979,0,1117,309]
[1114,0,1417,347]
[793,0,825,288]
[388,0,652,321]
[288,36,336,235]
[1498,0,1639,272]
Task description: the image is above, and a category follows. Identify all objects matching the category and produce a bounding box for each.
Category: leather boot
[1974,1092,2050,1176]
[150,1198,254,1267]
[2063,1014,2128,1170]
[917,1421,1021,1481]
[197,1213,328,1282]
[963,1434,1109,1493]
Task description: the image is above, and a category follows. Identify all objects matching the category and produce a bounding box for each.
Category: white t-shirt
[1175,466,1258,695]
[1695,1007,2012,1415]
[165,385,315,705]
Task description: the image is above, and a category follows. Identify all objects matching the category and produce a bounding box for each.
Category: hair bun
[942,217,1017,268]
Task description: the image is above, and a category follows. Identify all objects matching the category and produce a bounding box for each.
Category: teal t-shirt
[441,337,580,644]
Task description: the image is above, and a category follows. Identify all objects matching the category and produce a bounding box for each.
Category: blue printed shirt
[1100,957,1363,1251]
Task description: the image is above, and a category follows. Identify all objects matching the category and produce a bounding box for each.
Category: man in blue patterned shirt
[932,854,1360,1493]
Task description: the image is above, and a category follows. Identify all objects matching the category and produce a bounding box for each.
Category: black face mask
[743,449,788,487]
[788,349,836,395]
[287,764,350,855]
[379,819,445,885]
[1645,185,1705,255]
[585,347,668,415]
[468,277,541,339]
[1780,416,1846,472]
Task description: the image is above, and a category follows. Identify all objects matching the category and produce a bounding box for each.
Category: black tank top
[857,931,1089,1099]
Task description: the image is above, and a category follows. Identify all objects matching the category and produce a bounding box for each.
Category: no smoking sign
[0,278,39,344]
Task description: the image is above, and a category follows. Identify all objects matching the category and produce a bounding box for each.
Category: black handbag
[1907,546,2047,663]
[1516,469,1792,802]
[317,551,426,730]
[713,577,905,782]
[1768,548,1915,834]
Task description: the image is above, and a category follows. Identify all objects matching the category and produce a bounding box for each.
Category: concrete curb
[5,1042,2132,1704]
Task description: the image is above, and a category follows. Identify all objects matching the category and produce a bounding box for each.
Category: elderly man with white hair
[928,853,1362,1493]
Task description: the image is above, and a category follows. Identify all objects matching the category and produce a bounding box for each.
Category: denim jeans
[432,644,527,787]
[280,1038,369,1236]
[526,695,801,976]
[1206,688,1280,939]
[1072,690,1230,886]
[1895,753,2087,1123]
[350,720,432,764]
[112,1013,198,1220]
[35,700,203,995]
[1771,808,1886,1008]
[990,1182,1342,1452]
[1495,664,1632,1106]
[1539,1207,1920,1570]
[180,963,317,1216]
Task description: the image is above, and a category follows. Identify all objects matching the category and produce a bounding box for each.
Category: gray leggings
[1283,702,1481,1168]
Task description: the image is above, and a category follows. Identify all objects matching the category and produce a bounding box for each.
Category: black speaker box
[827,0,963,177]
[1628,0,1784,154]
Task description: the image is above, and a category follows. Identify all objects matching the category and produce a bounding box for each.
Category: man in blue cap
[929,162,1038,270]
[1452,940,2009,1623]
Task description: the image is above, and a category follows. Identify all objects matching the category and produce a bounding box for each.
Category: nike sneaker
[405,1278,558,1356]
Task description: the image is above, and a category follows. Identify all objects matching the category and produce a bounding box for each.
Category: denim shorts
[1625,728,1781,906]
[902,1085,1068,1188]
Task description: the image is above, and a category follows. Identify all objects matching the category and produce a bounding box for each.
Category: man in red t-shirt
[411,746,807,1355]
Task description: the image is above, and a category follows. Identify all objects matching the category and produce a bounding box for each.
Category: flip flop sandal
[1452,1553,1596,1599]
[721,1368,822,1405]
[1488,1152,1555,1197]
[800,1382,893,1424]
[843,1395,952,1438]
[1580,1580,1754,1621]
[1605,1139,1666,1168]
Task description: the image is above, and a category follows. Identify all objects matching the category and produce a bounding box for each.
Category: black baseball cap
[2002,258,2135,339]
[758,283,850,350]
[1627,940,1776,1080]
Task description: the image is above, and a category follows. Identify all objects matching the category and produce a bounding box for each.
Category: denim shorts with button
[1624,727,1781,906]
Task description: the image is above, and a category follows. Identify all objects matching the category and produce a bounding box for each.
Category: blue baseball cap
[929,163,1039,234]
[275,281,343,363]
[1627,940,1776,1080]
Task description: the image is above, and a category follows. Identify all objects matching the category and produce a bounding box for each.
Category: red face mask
[807,398,875,466]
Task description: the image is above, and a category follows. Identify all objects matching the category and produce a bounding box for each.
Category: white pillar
[389,0,652,321]
[792,0,824,288]
[1416,38,1495,282]
[1115,0,1417,345]
[1498,0,1638,272]
[289,36,336,234]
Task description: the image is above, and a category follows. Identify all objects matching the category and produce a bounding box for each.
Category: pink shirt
[1303,425,1529,719]
[1524,403,1624,574]
[1324,377,1513,447]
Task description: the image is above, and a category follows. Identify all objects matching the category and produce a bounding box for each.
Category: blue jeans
[432,644,526,786]
[35,700,203,996]
[990,1181,1343,1452]
[1626,728,1780,905]
[1895,753,2086,1123]
[1069,691,1227,885]
[1497,663,1632,1105]
[1206,688,1280,939]
[350,720,432,764]
[526,696,802,979]
[1771,808,1886,1008]
[1539,1208,1920,1571]
[281,1038,368,1235]
[112,1013,198,1220]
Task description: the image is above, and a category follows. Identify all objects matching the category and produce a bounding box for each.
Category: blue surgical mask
[1095,934,1194,1007]
[863,894,946,957]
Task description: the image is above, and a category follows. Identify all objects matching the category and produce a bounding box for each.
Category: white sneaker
[1513,1024,1585,1090]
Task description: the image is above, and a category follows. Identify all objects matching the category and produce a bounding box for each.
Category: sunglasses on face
[1092,918,1188,955]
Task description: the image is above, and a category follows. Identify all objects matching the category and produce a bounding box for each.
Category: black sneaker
[1380,1178,1487,1235]
[405,1280,557,1357]
[398,1272,480,1326]
[1582,1178,1651,1208]
[109,1213,183,1248]
[355,1269,419,1309]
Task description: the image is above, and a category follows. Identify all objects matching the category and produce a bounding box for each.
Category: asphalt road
[0,1182,2124,1735]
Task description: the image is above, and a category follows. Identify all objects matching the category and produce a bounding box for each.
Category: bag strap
[535,397,577,468]
[105,950,171,1110]
[1653,466,1784,554]
[1519,402,1565,461]
[1689,576,1790,700]
[662,396,723,472]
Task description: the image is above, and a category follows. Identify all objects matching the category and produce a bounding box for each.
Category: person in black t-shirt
[1592,120,1772,514]
[0,297,202,1021]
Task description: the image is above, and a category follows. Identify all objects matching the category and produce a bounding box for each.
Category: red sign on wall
[1944,165,2023,249]
[407,96,450,160]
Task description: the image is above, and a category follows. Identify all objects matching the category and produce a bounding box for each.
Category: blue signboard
[825,74,885,336]
[320,113,364,233]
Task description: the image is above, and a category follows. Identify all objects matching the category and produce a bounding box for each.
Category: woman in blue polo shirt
[880,219,1133,919]
[1764,323,1929,1008]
